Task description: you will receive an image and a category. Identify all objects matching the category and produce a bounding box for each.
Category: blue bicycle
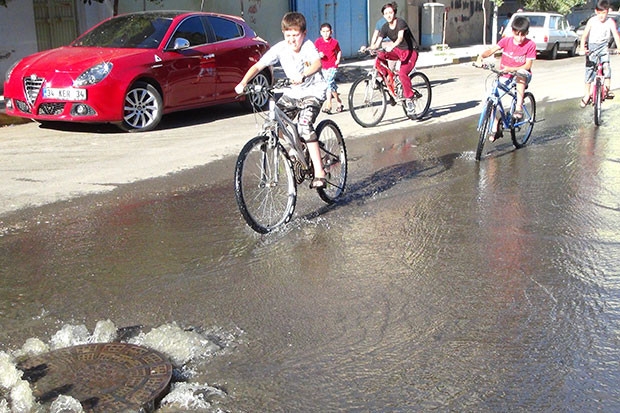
[474,63,536,161]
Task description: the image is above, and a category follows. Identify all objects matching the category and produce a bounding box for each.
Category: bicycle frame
[264,97,310,170]
[249,81,311,171]
[591,58,607,101]
[477,74,518,132]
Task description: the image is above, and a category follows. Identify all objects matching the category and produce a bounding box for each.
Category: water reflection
[1,103,619,411]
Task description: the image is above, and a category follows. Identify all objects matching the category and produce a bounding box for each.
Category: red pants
[376,48,419,99]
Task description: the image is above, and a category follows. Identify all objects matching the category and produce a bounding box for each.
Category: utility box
[420,3,445,48]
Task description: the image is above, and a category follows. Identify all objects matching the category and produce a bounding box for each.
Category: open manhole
[18,342,173,412]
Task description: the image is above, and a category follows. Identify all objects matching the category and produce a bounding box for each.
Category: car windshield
[524,16,546,27]
[72,14,174,48]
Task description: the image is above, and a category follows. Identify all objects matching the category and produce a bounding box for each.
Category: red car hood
[16,46,149,75]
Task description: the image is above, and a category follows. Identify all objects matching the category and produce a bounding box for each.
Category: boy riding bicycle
[476,16,535,140]
[234,12,328,189]
[579,0,620,107]
[361,2,420,115]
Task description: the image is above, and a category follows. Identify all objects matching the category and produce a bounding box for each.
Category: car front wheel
[119,81,163,132]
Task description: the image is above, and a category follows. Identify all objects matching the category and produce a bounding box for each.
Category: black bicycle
[234,79,348,233]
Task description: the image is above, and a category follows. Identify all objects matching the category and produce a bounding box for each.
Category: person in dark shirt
[362,2,419,114]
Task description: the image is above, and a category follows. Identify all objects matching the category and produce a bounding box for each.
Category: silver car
[506,12,579,59]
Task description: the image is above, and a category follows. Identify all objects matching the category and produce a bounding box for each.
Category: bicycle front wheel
[594,78,602,126]
[476,101,494,161]
[404,72,432,120]
[315,119,347,203]
[510,91,536,148]
[348,75,387,127]
[234,135,297,234]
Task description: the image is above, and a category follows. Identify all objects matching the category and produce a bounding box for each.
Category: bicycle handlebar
[242,78,291,95]
[473,62,529,79]
[357,47,386,57]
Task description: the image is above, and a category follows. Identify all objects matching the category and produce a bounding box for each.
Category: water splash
[0,320,241,412]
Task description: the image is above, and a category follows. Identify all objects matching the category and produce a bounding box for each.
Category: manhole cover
[18,342,172,412]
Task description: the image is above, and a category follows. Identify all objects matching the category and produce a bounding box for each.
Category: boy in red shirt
[476,16,536,140]
[315,23,344,114]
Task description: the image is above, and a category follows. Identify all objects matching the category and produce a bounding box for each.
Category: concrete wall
[369,0,486,48]
[0,0,37,94]
[443,0,486,46]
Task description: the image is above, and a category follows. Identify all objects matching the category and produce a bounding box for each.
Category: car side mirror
[172,38,190,50]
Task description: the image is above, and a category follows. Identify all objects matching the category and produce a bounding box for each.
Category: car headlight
[74,62,113,86]
[5,60,20,82]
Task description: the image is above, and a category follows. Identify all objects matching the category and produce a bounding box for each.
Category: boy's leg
[395,49,418,99]
[296,97,326,183]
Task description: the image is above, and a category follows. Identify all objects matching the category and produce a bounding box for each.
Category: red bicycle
[348,48,432,127]
[587,51,615,126]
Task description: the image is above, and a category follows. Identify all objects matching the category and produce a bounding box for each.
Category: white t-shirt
[259,39,327,100]
[587,15,616,45]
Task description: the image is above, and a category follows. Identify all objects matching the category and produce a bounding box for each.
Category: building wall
[1,0,37,94]
[369,0,486,48]
[443,0,486,46]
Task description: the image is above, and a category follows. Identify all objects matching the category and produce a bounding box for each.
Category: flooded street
[1,98,620,411]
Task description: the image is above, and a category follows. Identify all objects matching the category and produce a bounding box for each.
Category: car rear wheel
[241,70,271,111]
[568,41,578,57]
[119,81,163,132]
[548,43,559,60]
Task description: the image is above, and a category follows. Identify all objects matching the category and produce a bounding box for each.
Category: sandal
[335,104,345,113]
[580,96,591,108]
[606,89,615,99]
[322,107,331,114]
[310,177,326,189]
[489,129,503,142]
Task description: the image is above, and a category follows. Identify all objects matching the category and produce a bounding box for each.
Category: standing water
[1,100,620,411]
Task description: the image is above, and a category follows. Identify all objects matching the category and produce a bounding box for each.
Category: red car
[3,11,272,132]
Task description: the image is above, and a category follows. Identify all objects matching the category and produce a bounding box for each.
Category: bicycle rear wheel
[315,119,347,203]
[594,78,602,126]
[510,92,536,148]
[476,101,494,161]
[348,75,387,127]
[404,72,432,120]
[234,135,297,233]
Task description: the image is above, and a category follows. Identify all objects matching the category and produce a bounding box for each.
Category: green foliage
[523,0,587,14]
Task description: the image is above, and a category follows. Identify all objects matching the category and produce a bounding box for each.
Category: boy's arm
[292,57,322,84]
[476,45,501,65]
[234,62,266,94]
[610,20,620,52]
[581,21,592,53]
[335,49,342,67]
[503,59,533,72]
[386,30,405,52]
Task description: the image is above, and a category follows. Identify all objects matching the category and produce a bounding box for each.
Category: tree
[82,0,164,16]
[523,0,587,14]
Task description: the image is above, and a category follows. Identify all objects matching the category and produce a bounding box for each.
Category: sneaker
[405,98,415,115]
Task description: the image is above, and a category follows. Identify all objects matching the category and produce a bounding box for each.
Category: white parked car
[506,12,579,59]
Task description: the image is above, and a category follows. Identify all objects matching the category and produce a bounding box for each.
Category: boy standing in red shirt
[315,23,344,114]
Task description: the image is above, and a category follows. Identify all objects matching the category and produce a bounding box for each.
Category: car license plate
[43,87,87,101]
